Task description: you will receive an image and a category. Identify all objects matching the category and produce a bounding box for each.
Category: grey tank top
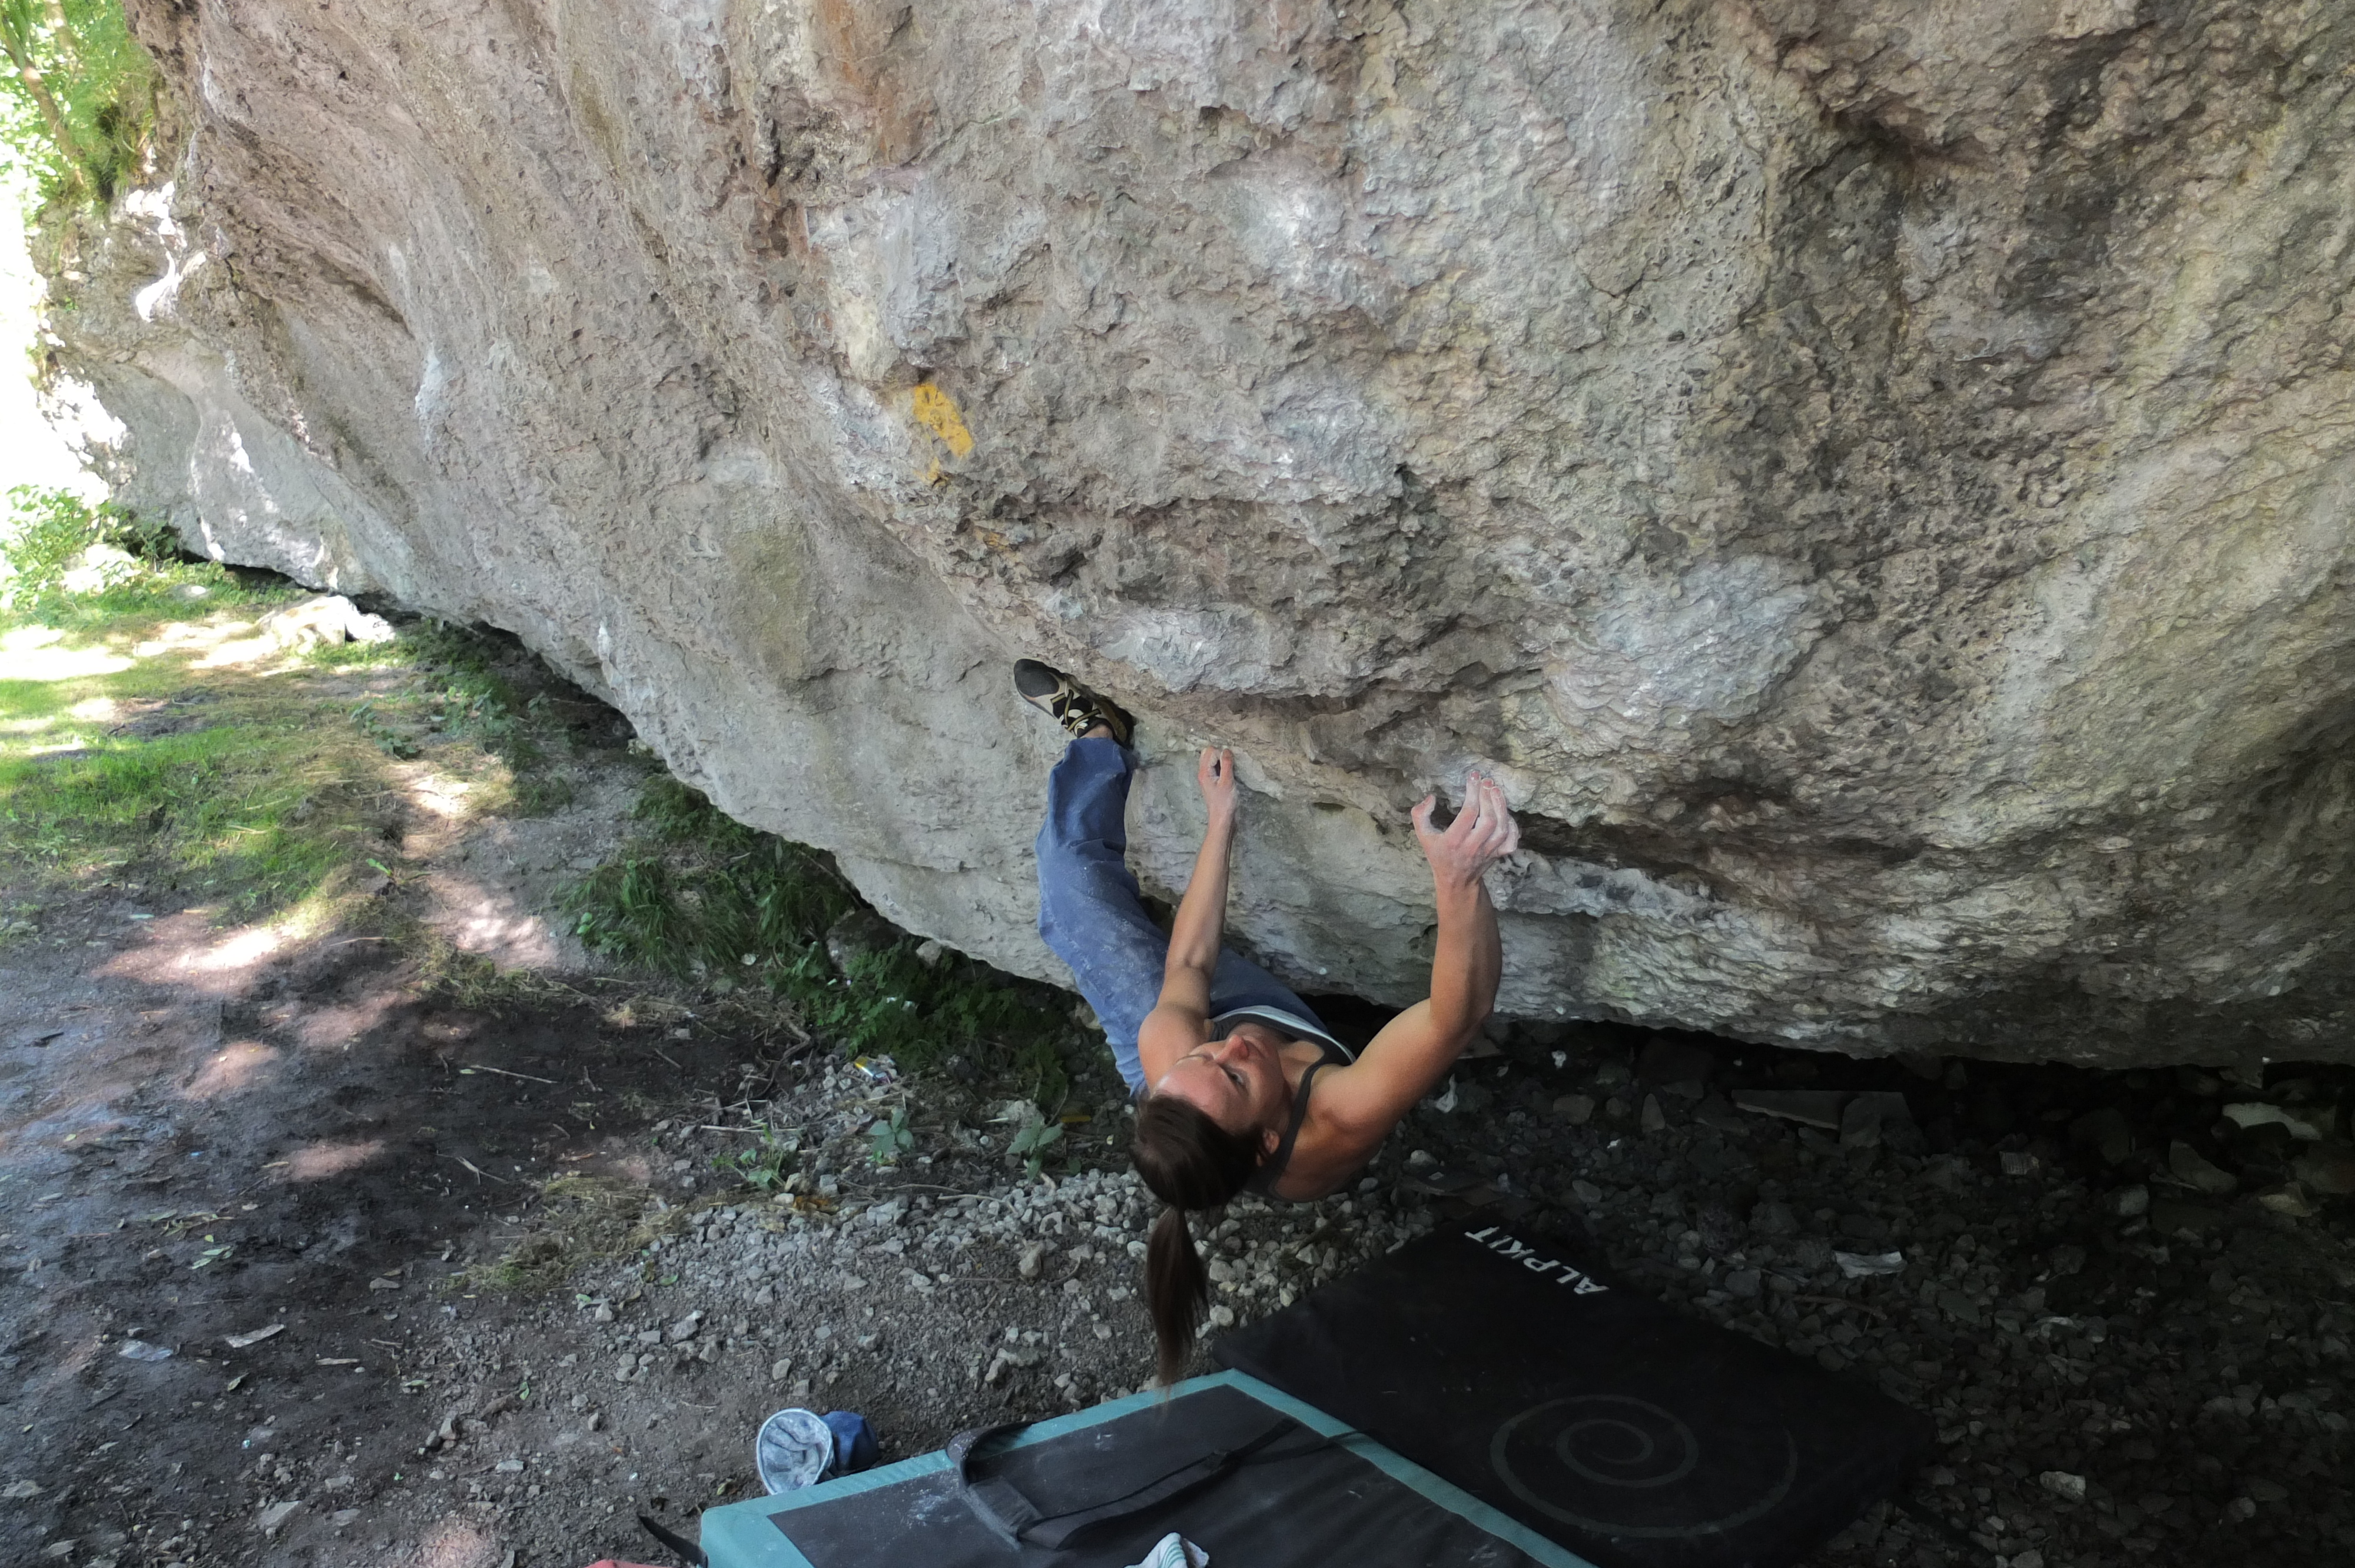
[1213,1007,1356,1200]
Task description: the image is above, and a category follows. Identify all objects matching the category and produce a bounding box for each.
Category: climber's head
[1148,1019,1293,1149]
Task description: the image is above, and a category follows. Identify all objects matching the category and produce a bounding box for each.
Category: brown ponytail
[1132,1095,1261,1386]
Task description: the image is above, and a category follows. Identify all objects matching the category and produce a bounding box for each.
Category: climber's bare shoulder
[1135,997,1209,1087]
[1289,999,1471,1191]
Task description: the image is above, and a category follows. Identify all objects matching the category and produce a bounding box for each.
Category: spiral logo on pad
[1490,1395,1799,1540]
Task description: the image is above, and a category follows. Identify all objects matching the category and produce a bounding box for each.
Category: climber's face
[1157,1022,1290,1148]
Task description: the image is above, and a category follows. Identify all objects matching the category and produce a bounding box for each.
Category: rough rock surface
[37,0,2355,1064]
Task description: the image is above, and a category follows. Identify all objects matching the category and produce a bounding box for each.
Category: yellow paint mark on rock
[910,382,975,459]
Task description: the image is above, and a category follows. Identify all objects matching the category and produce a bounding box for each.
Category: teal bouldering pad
[697,1370,1598,1567]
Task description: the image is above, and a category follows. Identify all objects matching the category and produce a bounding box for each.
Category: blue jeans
[1035,738,1327,1094]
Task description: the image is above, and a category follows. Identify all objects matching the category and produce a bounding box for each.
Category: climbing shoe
[1014,659,1133,746]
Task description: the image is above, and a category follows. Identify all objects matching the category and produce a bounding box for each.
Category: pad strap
[948,1415,1305,1549]
[636,1510,707,1567]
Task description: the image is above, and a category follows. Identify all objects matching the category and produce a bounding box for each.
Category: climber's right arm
[1136,748,1239,1085]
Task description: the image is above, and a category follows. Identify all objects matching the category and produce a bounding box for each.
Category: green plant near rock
[1,484,196,616]
[1007,1110,1064,1181]
[564,777,1076,1103]
[0,484,108,606]
[714,1126,801,1192]
[865,1105,914,1167]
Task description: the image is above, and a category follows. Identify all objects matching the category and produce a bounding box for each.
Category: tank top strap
[1245,1056,1336,1197]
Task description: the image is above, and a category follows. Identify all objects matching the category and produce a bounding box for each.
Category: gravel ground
[333,1047,1439,1565]
[308,1026,2355,1568]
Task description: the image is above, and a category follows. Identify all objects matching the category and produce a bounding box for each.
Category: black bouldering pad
[1214,1221,1934,1568]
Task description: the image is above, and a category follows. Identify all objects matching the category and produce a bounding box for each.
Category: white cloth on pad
[1124,1533,1210,1568]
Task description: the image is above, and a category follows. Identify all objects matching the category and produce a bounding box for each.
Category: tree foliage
[0,0,157,207]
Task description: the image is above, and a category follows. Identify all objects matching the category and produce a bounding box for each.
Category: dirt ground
[4,604,2353,1568]
[0,599,1163,1568]
[0,612,752,1567]
[0,887,752,1566]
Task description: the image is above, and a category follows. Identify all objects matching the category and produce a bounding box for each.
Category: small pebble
[2040,1471,2087,1503]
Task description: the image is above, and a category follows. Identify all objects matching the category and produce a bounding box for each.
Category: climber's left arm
[1312,772,1516,1145]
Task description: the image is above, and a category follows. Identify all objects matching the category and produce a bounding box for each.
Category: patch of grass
[564,778,1076,1104]
[454,1174,657,1295]
[566,778,855,974]
[0,584,404,915]
[1,499,585,922]
[801,942,1071,1107]
[0,1,160,208]
[566,839,849,979]
[0,898,37,943]
[632,773,741,842]
[318,622,575,815]
[0,714,387,912]
[399,918,588,1011]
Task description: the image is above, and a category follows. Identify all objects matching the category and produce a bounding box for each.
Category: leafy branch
[0,0,157,207]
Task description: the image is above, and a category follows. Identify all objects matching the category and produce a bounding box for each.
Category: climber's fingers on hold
[1465,772,1504,841]
[1440,773,1481,847]
[1460,773,1518,863]
[1197,748,1238,816]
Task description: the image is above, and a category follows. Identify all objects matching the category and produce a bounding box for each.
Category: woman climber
[1016,657,1521,1384]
